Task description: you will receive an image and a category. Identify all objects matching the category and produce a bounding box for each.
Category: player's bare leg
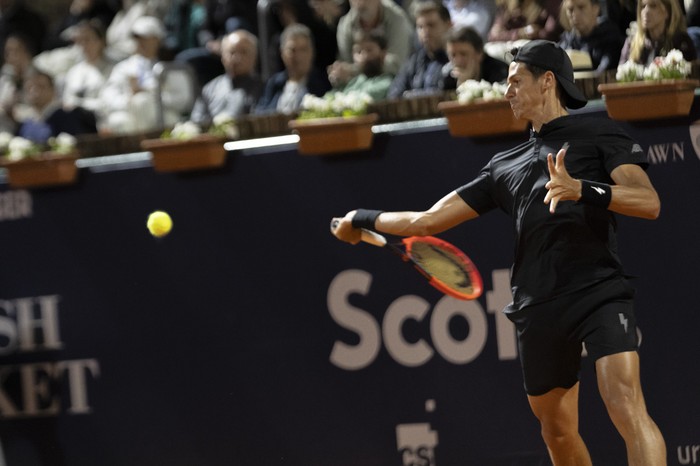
[596,351,666,466]
[528,383,593,466]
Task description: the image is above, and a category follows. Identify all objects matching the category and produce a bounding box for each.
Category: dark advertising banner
[0,105,698,466]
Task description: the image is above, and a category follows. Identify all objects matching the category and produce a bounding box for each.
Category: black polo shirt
[457,115,648,311]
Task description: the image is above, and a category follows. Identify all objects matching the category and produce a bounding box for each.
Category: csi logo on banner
[328,269,517,370]
[397,423,438,466]
[0,295,100,419]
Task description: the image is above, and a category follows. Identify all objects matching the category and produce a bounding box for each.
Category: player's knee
[602,389,644,431]
[539,420,579,448]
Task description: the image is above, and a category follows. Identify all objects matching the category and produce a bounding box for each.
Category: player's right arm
[332,191,479,244]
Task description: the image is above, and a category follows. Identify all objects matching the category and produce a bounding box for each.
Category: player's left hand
[544,145,582,213]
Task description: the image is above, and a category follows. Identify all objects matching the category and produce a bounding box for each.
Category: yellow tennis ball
[147,211,173,237]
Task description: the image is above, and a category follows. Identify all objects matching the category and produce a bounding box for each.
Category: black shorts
[506,278,639,396]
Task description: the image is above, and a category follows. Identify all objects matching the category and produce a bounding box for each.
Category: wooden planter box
[437,99,528,137]
[597,79,699,121]
[288,114,378,155]
[1,152,79,189]
[141,135,227,172]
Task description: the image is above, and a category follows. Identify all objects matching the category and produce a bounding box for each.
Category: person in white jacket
[62,20,115,128]
[99,16,192,134]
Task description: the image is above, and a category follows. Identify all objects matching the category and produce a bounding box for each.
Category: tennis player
[331,40,666,465]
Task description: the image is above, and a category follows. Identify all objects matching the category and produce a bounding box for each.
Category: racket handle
[360,229,387,247]
[331,219,387,247]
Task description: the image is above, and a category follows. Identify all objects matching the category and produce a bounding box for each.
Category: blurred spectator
[99,16,193,133]
[62,19,115,127]
[0,0,46,64]
[333,29,393,99]
[441,25,508,89]
[161,0,206,59]
[43,0,116,51]
[444,0,497,39]
[175,0,257,88]
[330,0,414,87]
[488,0,563,41]
[387,1,451,98]
[558,0,624,74]
[255,24,331,114]
[190,30,262,125]
[0,33,36,132]
[105,0,151,62]
[266,0,339,76]
[619,0,696,64]
[309,0,349,27]
[17,71,97,143]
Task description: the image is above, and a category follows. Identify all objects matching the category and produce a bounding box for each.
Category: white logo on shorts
[619,313,629,333]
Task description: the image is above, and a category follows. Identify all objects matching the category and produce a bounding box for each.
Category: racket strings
[410,242,475,293]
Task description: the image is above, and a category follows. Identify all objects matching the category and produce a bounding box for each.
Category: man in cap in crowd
[99,16,193,134]
[331,40,666,466]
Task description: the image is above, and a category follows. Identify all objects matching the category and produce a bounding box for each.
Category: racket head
[402,236,483,300]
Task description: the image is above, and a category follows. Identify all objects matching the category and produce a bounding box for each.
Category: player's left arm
[607,163,660,219]
[545,148,660,219]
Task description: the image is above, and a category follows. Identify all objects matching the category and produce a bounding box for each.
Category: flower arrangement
[298,91,373,119]
[161,113,239,141]
[0,132,78,162]
[207,114,239,139]
[48,133,78,155]
[616,49,692,83]
[456,79,508,104]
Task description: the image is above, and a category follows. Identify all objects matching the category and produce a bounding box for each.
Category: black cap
[511,40,587,109]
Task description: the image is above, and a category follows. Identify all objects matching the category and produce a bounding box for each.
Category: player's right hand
[330,211,362,244]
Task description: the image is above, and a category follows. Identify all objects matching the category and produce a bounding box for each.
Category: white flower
[301,94,326,112]
[212,113,234,127]
[7,136,37,161]
[615,61,645,82]
[299,91,373,118]
[170,121,202,140]
[48,132,77,154]
[347,91,372,112]
[0,131,13,153]
[456,79,506,104]
[616,50,690,82]
[209,113,239,139]
[665,49,685,66]
[642,62,661,80]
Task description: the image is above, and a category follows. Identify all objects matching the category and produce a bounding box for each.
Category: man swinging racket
[331,40,667,465]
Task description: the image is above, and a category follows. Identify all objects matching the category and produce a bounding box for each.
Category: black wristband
[579,180,612,208]
[351,209,383,230]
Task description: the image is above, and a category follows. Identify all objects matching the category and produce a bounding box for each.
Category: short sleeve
[456,165,499,215]
[597,121,648,174]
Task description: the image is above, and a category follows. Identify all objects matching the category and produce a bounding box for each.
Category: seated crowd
[0,0,699,146]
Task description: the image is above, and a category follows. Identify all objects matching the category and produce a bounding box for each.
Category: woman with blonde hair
[619,0,697,64]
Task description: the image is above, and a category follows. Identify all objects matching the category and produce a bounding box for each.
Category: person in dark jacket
[387,1,452,98]
[255,24,331,114]
[441,25,508,90]
[558,0,624,75]
[18,71,97,143]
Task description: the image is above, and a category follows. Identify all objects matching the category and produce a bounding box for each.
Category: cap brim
[558,76,587,109]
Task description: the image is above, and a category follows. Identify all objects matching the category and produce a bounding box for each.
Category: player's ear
[541,70,556,91]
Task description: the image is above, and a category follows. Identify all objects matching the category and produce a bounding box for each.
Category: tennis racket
[334,221,483,300]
